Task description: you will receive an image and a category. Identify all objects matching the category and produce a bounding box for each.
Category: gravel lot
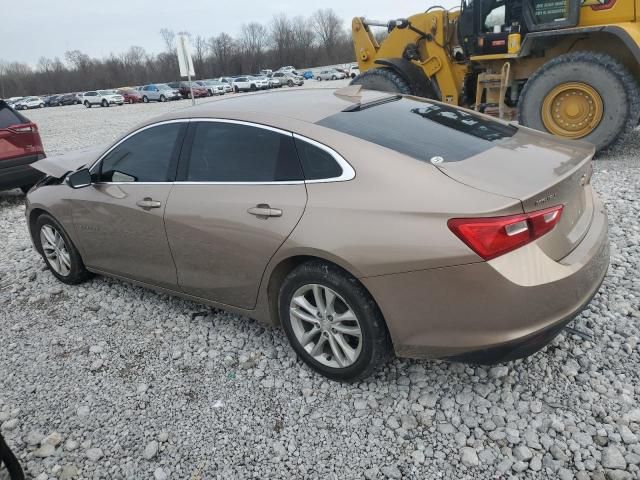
[1,85,639,480]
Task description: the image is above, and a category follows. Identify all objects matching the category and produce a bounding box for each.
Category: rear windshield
[316,97,517,163]
[0,101,28,128]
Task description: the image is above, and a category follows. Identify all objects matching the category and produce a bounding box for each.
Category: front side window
[184,122,303,182]
[97,123,185,182]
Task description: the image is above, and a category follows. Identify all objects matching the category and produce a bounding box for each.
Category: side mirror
[67,168,92,189]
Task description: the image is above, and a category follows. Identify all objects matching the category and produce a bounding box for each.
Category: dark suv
[0,101,46,192]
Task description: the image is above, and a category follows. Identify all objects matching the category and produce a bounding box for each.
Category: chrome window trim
[292,133,355,183]
[89,117,356,186]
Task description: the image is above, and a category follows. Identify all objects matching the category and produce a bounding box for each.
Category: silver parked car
[140,84,181,103]
[316,69,347,81]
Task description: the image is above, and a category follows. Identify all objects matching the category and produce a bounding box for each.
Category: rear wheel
[35,214,92,285]
[350,67,413,95]
[101,99,108,107]
[287,80,294,87]
[279,261,392,382]
[142,96,149,103]
[519,51,640,152]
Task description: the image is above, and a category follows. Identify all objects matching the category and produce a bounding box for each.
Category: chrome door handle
[136,197,162,209]
[247,204,282,218]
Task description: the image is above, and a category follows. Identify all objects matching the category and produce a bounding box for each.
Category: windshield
[317,97,517,163]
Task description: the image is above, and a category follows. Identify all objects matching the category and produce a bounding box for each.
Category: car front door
[164,120,308,309]
[70,121,187,288]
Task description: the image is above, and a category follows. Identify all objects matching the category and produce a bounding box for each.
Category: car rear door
[71,121,187,288]
[164,120,307,309]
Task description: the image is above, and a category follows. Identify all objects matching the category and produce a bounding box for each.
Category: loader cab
[458,0,581,57]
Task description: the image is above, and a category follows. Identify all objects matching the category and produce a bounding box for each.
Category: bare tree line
[0,8,356,98]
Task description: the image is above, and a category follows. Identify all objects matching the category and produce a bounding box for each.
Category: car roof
[154,88,393,125]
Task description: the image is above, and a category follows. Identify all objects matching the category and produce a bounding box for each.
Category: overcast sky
[3,0,459,65]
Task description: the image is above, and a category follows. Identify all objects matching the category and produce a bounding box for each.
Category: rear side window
[184,122,303,182]
[98,123,184,182]
[0,103,27,128]
[294,138,343,180]
[317,97,517,163]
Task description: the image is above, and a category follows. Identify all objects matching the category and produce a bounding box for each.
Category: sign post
[177,33,196,106]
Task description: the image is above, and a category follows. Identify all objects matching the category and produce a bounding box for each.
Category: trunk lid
[436,127,595,261]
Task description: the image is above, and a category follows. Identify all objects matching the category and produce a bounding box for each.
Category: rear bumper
[0,154,46,191]
[361,195,610,361]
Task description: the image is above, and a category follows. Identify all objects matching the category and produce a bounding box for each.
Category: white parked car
[249,76,271,89]
[15,96,45,110]
[316,69,347,81]
[271,71,304,87]
[217,78,234,93]
[277,66,296,73]
[232,76,268,92]
[82,90,124,108]
[349,64,360,78]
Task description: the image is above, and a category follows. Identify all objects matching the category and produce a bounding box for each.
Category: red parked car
[167,81,209,99]
[117,88,143,104]
[0,100,46,192]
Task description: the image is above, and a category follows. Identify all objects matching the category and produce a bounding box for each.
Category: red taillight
[9,123,37,133]
[448,205,564,261]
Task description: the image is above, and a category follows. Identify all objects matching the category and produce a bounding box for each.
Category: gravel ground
[1,86,639,480]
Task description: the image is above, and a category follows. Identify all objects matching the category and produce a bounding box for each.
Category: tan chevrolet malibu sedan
[25,88,609,381]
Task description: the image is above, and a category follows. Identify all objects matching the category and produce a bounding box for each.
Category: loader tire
[350,67,413,95]
[519,51,640,153]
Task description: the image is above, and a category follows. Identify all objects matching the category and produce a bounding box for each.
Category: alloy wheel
[289,284,362,368]
[40,224,71,276]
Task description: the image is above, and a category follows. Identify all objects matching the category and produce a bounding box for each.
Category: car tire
[279,261,392,382]
[518,51,640,152]
[34,213,92,285]
[160,95,166,102]
[350,67,413,95]
[332,75,337,80]
[39,103,44,108]
[250,84,257,91]
[142,96,149,103]
[84,101,91,108]
[101,100,108,107]
[288,80,294,87]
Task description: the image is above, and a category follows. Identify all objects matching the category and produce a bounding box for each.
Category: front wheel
[279,261,392,382]
[101,100,108,107]
[35,214,92,285]
[142,96,149,103]
[84,101,91,108]
[159,95,166,102]
[287,80,294,87]
[519,51,640,152]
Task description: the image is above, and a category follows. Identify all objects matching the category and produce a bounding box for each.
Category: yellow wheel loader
[350,0,640,151]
